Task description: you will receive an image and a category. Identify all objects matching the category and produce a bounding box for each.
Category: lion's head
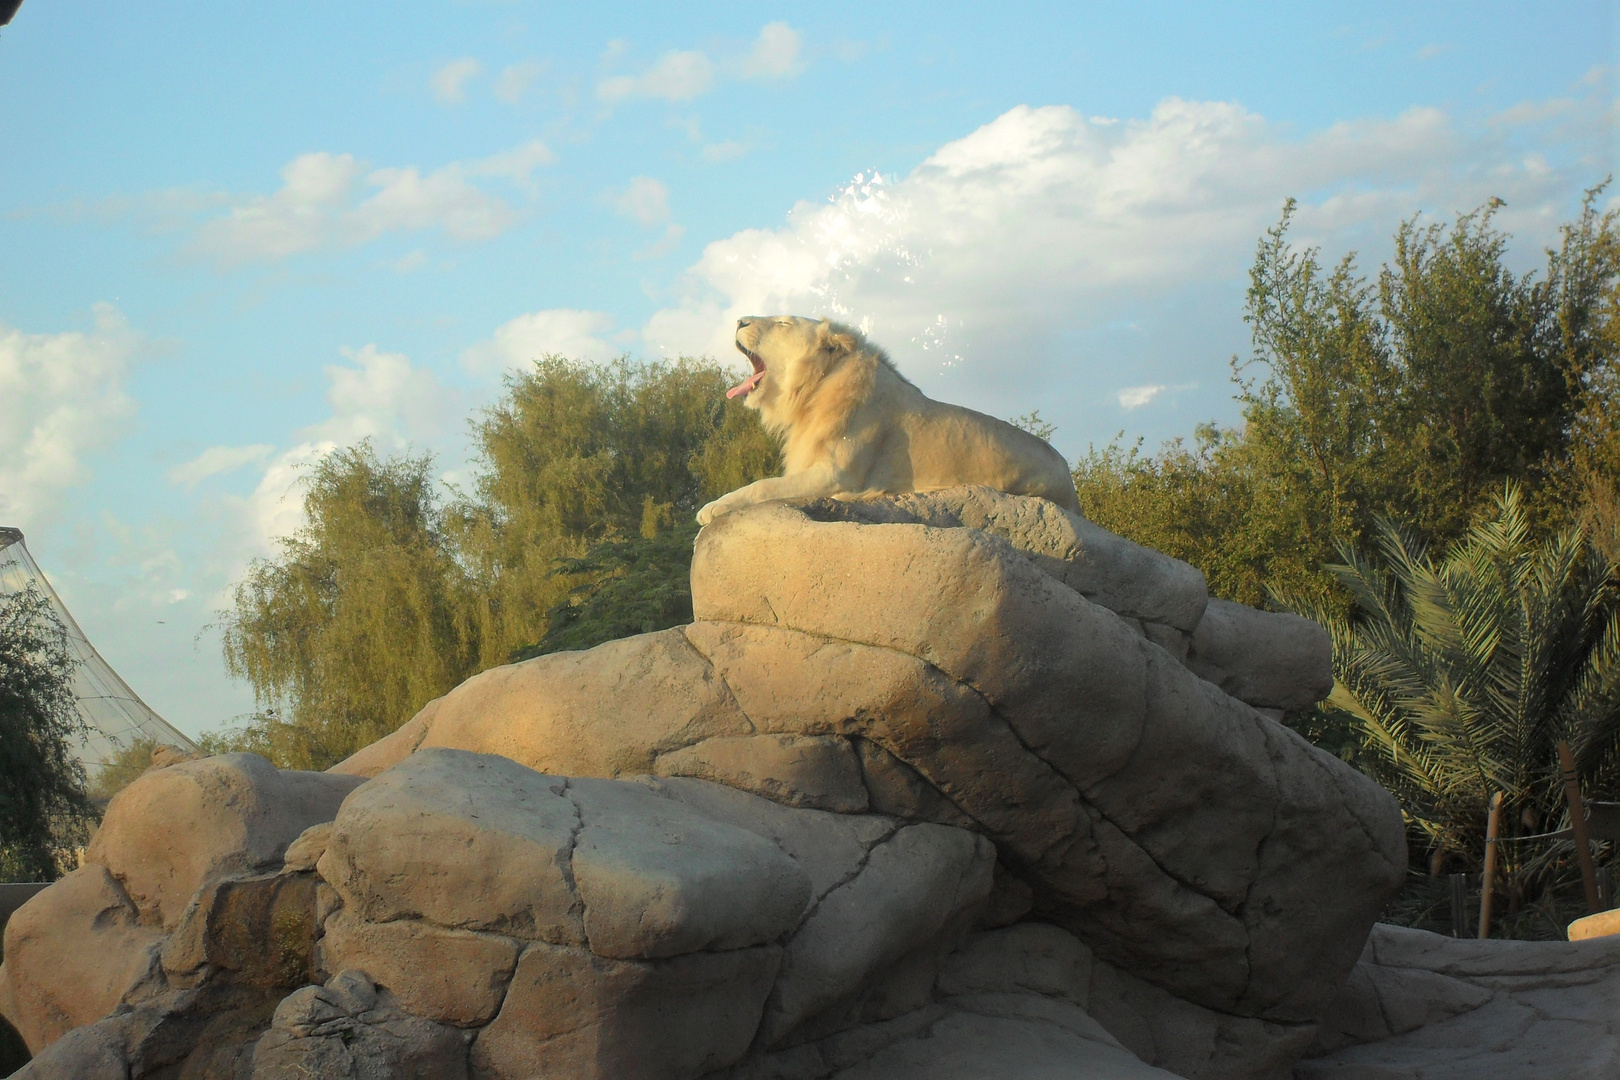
[730,316,863,424]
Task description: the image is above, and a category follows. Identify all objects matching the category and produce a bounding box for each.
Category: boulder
[320,912,520,1026]
[250,969,469,1080]
[2,487,1414,1080]
[1296,923,1620,1079]
[0,865,162,1052]
[88,753,364,930]
[318,750,811,960]
[472,943,781,1079]
[1184,597,1333,712]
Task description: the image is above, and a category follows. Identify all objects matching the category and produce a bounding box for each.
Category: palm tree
[1283,485,1620,904]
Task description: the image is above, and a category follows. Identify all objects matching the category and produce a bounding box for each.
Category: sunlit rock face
[1,487,1414,1080]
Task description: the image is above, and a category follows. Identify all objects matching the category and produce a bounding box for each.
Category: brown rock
[0,865,162,1052]
[319,911,520,1026]
[472,942,780,1080]
[761,822,996,1044]
[569,775,812,960]
[317,749,585,942]
[161,871,318,990]
[654,733,869,813]
[1185,597,1334,712]
[87,753,364,930]
[416,627,752,777]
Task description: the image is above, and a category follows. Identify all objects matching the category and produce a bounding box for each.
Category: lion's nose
[737,318,751,329]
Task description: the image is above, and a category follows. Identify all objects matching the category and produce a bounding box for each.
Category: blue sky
[0,1,1613,738]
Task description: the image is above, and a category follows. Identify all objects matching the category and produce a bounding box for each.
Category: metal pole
[1559,740,1602,914]
[1449,873,1469,938]
[1479,791,1504,939]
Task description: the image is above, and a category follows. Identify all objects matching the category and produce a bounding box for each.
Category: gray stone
[415,627,752,777]
[655,734,869,813]
[319,910,521,1026]
[251,970,469,1080]
[826,1006,1179,1080]
[632,775,898,901]
[761,823,996,1044]
[568,775,811,960]
[318,749,585,943]
[1296,923,1620,1080]
[472,942,780,1080]
[1184,596,1333,711]
[0,864,162,1053]
[801,487,1210,632]
[87,753,364,930]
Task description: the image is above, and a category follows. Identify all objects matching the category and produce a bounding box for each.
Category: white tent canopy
[0,526,198,776]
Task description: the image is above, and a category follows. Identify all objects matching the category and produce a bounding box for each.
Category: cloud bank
[0,304,141,526]
[631,94,1598,436]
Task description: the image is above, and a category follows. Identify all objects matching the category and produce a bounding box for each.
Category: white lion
[697,316,1080,525]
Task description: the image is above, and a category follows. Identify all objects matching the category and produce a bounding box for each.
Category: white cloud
[461,309,618,375]
[1118,385,1166,410]
[168,444,275,488]
[224,345,462,563]
[387,249,431,274]
[469,139,555,190]
[703,140,747,163]
[598,49,715,102]
[640,97,1586,378]
[611,176,671,226]
[741,22,805,79]
[637,223,686,260]
[0,304,140,526]
[186,144,542,266]
[495,60,546,104]
[431,57,484,104]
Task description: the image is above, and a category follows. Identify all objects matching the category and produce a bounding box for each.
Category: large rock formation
[1,487,1409,1079]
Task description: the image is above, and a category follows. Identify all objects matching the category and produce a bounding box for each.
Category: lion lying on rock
[697,316,1080,524]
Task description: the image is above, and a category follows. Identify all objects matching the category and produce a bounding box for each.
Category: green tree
[218,443,483,769]
[1283,486,1620,921]
[1075,191,1620,609]
[452,355,778,664]
[218,356,781,766]
[0,583,92,881]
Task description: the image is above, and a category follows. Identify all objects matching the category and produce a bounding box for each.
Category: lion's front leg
[696,464,848,525]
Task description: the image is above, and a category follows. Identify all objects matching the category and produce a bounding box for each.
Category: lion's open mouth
[727,342,766,399]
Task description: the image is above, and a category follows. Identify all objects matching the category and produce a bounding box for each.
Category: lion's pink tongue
[726,370,765,399]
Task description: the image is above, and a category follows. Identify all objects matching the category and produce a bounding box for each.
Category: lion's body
[697,316,1079,524]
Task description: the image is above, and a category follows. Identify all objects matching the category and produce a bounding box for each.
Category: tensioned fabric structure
[0,526,198,777]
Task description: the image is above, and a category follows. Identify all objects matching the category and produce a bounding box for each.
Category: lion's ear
[821,329,859,356]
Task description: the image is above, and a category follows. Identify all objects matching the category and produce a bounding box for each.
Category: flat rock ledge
[3,488,1425,1080]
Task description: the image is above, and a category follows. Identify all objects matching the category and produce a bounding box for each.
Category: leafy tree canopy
[0,583,92,881]
[215,356,779,769]
[1075,189,1620,610]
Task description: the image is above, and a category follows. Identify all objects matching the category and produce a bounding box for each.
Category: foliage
[512,520,702,661]
[218,356,780,768]
[0,583,92,881]
[452,356,779,661]
[1074,191,1620,609]
[1282,485,1620,913]
[218,444,482,770]
[87,736,159,803]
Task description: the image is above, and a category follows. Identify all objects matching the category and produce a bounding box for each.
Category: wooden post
[1479,791,1504,939]
[1558,740,1602,914]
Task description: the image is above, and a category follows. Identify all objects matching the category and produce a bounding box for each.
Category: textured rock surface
[1296,923,1620,1079]
[2,488,1412,1080]
[250,970,468,1080]
[0,865,162,1050]
[87,753,364,930]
